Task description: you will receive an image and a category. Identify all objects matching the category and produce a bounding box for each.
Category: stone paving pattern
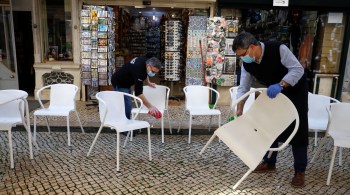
[0,101,349,194]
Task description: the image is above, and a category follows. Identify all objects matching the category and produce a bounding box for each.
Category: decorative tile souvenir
[98,38,108,46]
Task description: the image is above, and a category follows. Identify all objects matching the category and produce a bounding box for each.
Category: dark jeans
[114,86,132,119]
[263,141,308,172]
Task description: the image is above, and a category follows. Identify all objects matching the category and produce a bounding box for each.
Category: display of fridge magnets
[82,78,91,85]
[98,59,108,66]
[98,24,108,32]
[81,51,91,59]
[80,10,90,17]
[98,79,108,86]
[98,46,108,52]
[97,32,108,39]
[98,18,107,25]
[90,10,98,20]
[91,31,98,39]
[216,63,223,71]
[81,45,92,52]
[81,31,91,38]
[98,66,108,72]
[81,58,91,65]
[91,39,98,49]
[81,38,91,45]
[97,10,108,17]
[98,38,108,46]
[91,59,98,68]
[81,65,91,72]
[98,72,108,80]
[82,24,91,31]
[91,24,98,31]
[82,71,91,79]
[91,49,98,59]
[81,17,91,24]
[98,53,107,59]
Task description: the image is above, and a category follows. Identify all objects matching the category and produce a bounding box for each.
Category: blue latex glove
[267,83,282,99]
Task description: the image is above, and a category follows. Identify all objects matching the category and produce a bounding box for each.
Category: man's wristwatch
[279,80,286,89]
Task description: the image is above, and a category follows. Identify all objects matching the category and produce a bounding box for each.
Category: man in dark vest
[232,32,308,188]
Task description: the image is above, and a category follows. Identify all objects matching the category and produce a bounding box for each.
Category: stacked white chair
[227,86,256,119]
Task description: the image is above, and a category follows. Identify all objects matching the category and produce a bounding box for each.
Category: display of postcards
[81,65,91,72]
[98,46,108,52]
[98,18,107,25]
[99,79,108,86]
[81,58,91,65]
[98,38,108,46]
[98,72,108,80]
[97,10,108,17]
[225,38,235,55]
[91,80,98,87]
[81,45,92,52]
[91,49,98,59]
[81,17,91,24]
[82,71,91,79]
[224,57,236,74]
[91,23,98,31]
[81,10,90,17]
[81,24,91,31]
[91,59,98,68]
[81,31,91,38]
[98,24,108,32]
[91,69,98,79]
[82,78,91,85]
[98,59,108,66]
[90,10,97,20]
[81,51,91,59]
[91,39,98,49]
[80,38,91,45]
[91,31,98,39]
[97,32,108,38]
[98,52,107,59]
[98,66,108,73]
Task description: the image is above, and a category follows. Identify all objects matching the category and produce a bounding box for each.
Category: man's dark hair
[146,57,162,69]
[232,32,259,51]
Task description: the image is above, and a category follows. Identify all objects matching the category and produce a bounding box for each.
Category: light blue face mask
[242,55,255,63]
[147,71,156,77]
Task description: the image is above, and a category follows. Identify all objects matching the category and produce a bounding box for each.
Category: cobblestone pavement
[0,101,349,194]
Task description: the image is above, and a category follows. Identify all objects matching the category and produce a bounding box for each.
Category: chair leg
[218,114,221,128]
[311,136,327,163]
[116,132,120,172]
[148,127,152,161]
[314,131,318,146]
[233,169,253,189]
[161,115,164,143]
[24,122,34,159]
[208,115,213,132]
[67,115,71,146]
[87,125,104,156]
[188,114,192,144]
[74,111,85,133]
[200,134,217,155]
[327,146,338,185]
[166,109,172,134]
[123,131,130,148]
[177,110,186,133]
[339,147,342,166]
[130,131,133,142]
[44,116,51,134]
[33,115,39,149]
[8,129,14,169]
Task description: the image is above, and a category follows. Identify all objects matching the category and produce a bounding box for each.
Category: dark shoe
[291,171,305,188]
[253,162,276,173]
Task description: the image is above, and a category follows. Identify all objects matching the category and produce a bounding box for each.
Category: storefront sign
[0,0,10,6]
[273,0,289,7]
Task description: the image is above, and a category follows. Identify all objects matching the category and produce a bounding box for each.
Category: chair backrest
[0,99,24,125]
[142,85,169,111]
[48,84,78,110]
[96,91,143,125]
[308,92,340,130]
[327,103,350,136]
[184,85,220,110]
[229,86,255,113]
[217,88,299,169]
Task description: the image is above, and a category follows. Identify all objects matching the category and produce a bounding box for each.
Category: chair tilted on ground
[200,88,299,189]
[87,91,152,171]
[0,90,33,168]
[308,92,340,146]
[227,86,256,120]
[131,85,172,143]
[177,85,221,144]
[33,84,84,146]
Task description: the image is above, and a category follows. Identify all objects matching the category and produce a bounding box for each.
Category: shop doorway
[13,11,35,95]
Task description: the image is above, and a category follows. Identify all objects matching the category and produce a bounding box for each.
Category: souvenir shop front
[217,0,350,102]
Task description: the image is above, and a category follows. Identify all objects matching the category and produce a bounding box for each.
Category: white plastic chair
[200,88,299,189]
[131,85,172,143]
[33,84,84,146]
[322,103,350,185]
[0,90,33,168]
[308,92,340,146]
[227,86,256,119]
[87,91,152,171]
[177,85,221,144]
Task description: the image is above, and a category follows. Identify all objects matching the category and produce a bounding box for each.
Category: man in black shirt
[111,56,162,119]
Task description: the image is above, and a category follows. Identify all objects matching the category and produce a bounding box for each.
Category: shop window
[41,0,72,62]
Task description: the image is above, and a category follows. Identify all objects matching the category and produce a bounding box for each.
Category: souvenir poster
[90,10,97,20]
[81,31,91,38]
[224,56,236,74]
[97,10,108,17]
[98,18,107,25]
[98,24,108,32]
[91,59,98,68]
[98,53,107,59]
[98,38,108,46]
[81,58,91,65]
[91,49,98,59]
[81,38,91,45]
[81,52,91,59]
[98,46,108,52]
[98,32,108,39]
[81,10,90,17]
[81,45,92,52]
[82,24,91,31]
[98,59,107,66]
[225,38,235,55]
[81,17,91,24]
